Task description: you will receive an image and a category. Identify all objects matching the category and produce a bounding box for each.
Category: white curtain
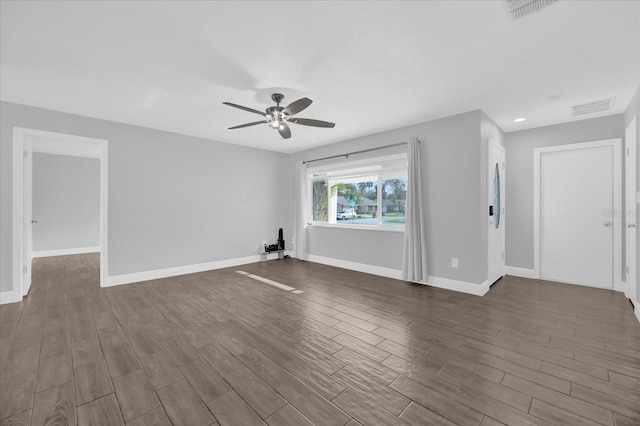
[402,137,428,283]
[292,161,308,259]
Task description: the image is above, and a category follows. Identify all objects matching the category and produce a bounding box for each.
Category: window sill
[306,223,405,233]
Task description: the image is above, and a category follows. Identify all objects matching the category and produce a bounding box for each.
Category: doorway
[488,141,505,285]
[11,128,108,302]
[625,118,637,302]
[534,139,622,289]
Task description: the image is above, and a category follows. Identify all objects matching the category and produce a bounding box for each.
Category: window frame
[307,153,408,232]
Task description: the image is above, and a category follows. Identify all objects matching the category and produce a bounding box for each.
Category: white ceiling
[1,1,638,154]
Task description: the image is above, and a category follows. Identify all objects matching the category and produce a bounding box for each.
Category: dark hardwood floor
[1,253,639,425]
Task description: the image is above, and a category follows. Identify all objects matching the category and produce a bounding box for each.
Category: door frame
[625,118,637,302]
[487,140,506,284]
[11,128,108,302]
[533,138,622,290]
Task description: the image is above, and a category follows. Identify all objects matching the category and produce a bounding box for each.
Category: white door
[625,118,637,302]
[540,144,616,288]
[488,141,505,285]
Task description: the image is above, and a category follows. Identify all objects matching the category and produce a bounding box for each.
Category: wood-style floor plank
[112,369,160,422]
[155,380,216,426]
[31,381,77,426]
[206,390,266,426]
[74,359,113,406]
[1,253,639,425]
[76,393,124,426]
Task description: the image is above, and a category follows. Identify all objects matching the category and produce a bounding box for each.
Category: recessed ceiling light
[514,117,526,123]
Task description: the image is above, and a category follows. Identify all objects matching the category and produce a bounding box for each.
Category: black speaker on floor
[277,228,284,250]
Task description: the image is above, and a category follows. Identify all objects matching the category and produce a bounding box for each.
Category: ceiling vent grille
[505,0,557,20]
[572,99,615,117]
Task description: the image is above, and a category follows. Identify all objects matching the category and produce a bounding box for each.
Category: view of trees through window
[311,175,407,227]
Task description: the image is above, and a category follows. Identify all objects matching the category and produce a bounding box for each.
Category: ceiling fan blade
[228,120,268,130]
[283,97,312,116]
[223,101,266,116]
[288,117,335,128]
[278,123,292,139]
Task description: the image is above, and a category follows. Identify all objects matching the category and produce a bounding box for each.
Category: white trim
[0,290,22,305]
[635,302,640,324]
[533,139,623,290]
[427,275,490,296]
[12,129,25,304]
[306,254,489,296]
[18,128,103,158]
[12,128,109,302]
[505,266,537,279]
[624,117,637,302]
[306,254,402,280]
[100,143,109,287]
[104,255,274,287]
[32,247,100,258]
[307,223,404,232]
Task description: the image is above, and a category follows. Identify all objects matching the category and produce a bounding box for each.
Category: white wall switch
[451,258,459,268]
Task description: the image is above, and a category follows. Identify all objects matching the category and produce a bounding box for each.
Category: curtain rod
[303,141,415,165]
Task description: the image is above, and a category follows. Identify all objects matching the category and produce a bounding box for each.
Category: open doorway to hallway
[12,128,108,303]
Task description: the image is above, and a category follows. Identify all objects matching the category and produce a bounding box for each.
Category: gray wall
[623,86,640,304]
[504,114,625,270]
[1,101,288,293]
[33,153,100,252]
[289,110,489,285]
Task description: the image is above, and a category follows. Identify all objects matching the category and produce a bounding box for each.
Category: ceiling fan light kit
[223,93,335,139]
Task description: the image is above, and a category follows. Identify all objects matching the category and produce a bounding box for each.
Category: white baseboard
[0,290,22,305]
[33,246,100,258]
[505,266,627,294]
[306,254,489,296]
[306,255,403,280]
[505,266,538,279]
[426,275,490,296]
[104,253,294,288]
[614,279,625,293]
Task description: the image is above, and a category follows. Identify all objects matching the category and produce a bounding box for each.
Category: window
[308,154,408,229]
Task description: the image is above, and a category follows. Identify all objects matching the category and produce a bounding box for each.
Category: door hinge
[502,252,505,260]
[23,150,28,158]
[627,147,630,156]
[23,265,27,273]
[627,266,630,274]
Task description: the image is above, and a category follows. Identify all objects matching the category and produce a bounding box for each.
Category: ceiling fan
[223,93,335,139]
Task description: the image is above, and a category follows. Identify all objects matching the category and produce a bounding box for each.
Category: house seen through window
[309,154,407,228]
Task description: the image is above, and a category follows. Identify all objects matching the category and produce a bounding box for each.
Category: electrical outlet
[451,258,459,268]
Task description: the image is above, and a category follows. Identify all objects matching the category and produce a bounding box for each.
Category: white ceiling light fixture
[504,0,558,20]
[514,117,526,123]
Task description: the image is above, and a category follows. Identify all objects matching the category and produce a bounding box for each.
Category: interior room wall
[0,101,288,294]
[289,110,489,287]
[504,114,625,272]
[32,153,100,252]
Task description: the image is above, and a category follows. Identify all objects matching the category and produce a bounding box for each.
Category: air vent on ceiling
[505,0,557,20]
[572,98,615,117]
